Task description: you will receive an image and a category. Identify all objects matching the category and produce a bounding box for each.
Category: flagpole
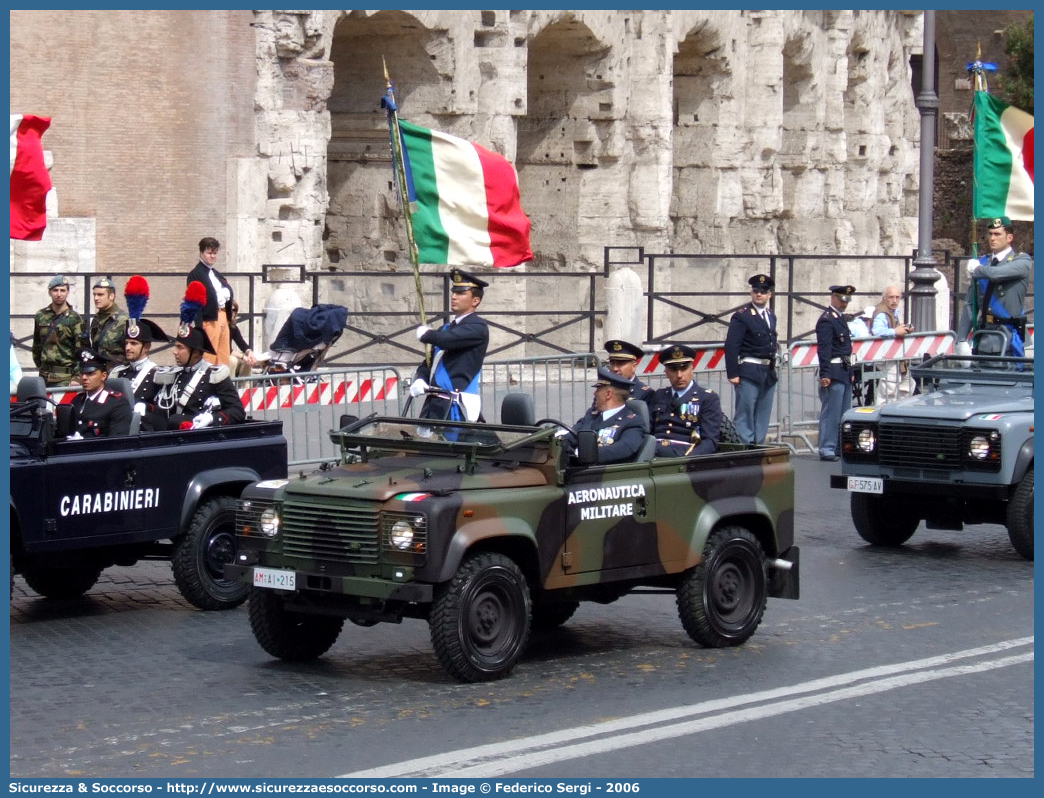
[383,58,432,372]
[966,43,993,334]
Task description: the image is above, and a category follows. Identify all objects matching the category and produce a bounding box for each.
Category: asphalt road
[8,456,1033,779]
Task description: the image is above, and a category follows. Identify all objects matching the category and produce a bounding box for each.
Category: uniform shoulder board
[209,364,232,383]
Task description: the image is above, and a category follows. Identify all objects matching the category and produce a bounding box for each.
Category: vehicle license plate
[847,476,884,494]
[253,567,296,590]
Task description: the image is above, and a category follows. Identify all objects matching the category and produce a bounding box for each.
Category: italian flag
[397,120,532,268]
[10,113,53,241]
[972,91,1034,221]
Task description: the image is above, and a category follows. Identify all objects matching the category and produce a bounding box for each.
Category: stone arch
[516,14,611,268]
[324,10,446,272]
[671,21,731,246]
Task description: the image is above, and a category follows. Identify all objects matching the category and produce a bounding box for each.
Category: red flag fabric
[10,114,53,241]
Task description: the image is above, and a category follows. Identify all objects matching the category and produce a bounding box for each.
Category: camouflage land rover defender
[227,408,799,682]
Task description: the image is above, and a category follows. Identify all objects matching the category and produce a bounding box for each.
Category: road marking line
[340,637,1033,778]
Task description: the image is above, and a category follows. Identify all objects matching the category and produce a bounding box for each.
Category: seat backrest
[105,377,140,434]
[633,434,657,463]
[624,398,651,433]
[16,375,47,404]
[500,392,535,426]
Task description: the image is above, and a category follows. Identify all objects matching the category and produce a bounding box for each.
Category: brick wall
[9,9,257,286]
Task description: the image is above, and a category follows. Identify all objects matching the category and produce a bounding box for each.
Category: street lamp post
[909,10,942,332]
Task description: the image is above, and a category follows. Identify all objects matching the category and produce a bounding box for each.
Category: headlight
[968,432,999,461]
[259,506,281,537]
[857,428,876,453]
[390,519,416,550]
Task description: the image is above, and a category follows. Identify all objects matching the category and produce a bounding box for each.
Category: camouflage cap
[658,343,697,367]
[604,339,643,361]
[47,274,71,290]
[450,268,489,292]
[748,273,774,291]
[592,366,633,391]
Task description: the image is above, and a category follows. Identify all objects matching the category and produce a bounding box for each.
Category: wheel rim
[205,524,237,583]
[707,543,761,633]
[463,569,525,665]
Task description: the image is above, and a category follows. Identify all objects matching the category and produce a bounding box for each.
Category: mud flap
[768,545,800,600]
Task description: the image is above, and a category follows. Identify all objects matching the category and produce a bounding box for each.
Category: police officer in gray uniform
[724,273,779,444]
[815,284,856,461]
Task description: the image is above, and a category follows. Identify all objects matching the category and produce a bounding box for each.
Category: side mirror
[338,414,359,430]
[576,429,599,465]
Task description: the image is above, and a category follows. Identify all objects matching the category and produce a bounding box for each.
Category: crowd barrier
[12,327,1018,465]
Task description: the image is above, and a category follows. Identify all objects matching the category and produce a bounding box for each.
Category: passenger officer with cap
[604,339,654,402]
[724,273,779,444]
[956,216,1033,356]
[111,324,170,432]
[816,284,856,460]
[155,282,246,430]
[561,367,647,465]
[86,277,129,364]
[648,344,722,456]
[32,274,84,387]
[67,350,132,438]
[410,268,490,422]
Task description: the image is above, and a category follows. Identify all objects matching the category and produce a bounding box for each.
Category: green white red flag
[396,119,532,268]
[972,91,1034,221]
[10,113,53,241]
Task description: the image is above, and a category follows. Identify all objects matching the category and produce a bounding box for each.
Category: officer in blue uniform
[648,344,721,457]
[604,339,654,402]
[724,273,779,444]
[411,268,490,422]
[563,367,646,465]
[816,284,856,461]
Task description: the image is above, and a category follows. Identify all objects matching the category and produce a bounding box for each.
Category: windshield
[334,417,554,464]
[912,354,1034,386]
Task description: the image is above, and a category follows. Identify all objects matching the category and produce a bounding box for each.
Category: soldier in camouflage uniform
[87,277,129,365]
[32,274,84,387]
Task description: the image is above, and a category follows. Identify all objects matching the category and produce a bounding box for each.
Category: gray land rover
[830,352,1033,559]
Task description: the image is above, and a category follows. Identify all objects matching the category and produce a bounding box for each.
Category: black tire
[248,588,345,661]
[531,600,579,630]
[21,563,103,599]
[172,496,249,611]
[677,526,767,648]
[1006,469,1033,561]
[429,552,531,683]
[718,414,742,444]
[850,492,919,546]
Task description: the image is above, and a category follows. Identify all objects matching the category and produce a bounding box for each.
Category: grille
[282,498,380,565]
[878,423,962,469]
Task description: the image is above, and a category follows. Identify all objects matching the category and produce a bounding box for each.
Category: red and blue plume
[180,280,207,328]
[124,275,149,322]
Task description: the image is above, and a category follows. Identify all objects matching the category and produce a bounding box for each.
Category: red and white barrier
[634,343,726,375]
[45,371,400,409]
[789,330,956,368]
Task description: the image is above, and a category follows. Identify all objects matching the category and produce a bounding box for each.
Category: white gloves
[191,411,214,429]
[133,402,146,416]
[67,431,83,440]
[955,341,972,357]
[409,379,429,398]
[416,324,431,340]
[965,259,980,279]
